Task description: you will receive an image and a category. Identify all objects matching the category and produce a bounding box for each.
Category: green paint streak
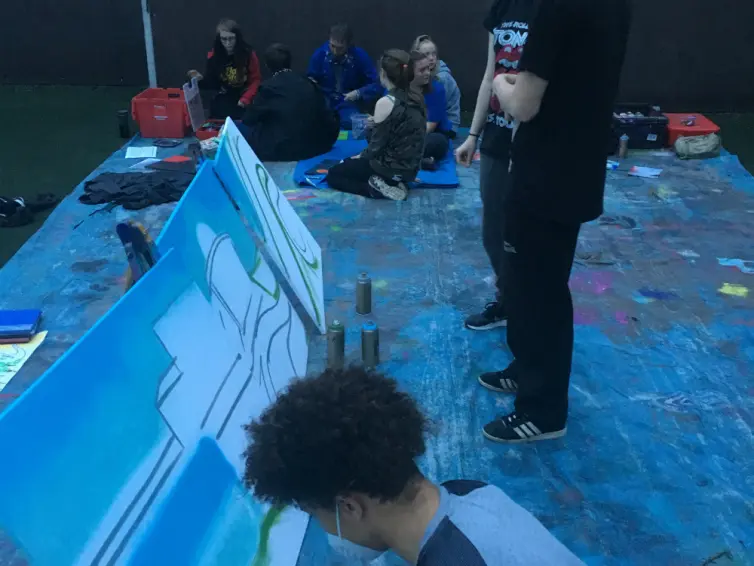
[254,163,322,326]
[330,225,342,232]
[227,137,322,327]
[250,505,286,566]
[247,253,281,300]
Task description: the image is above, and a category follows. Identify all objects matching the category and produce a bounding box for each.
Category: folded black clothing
[80,171,193,210]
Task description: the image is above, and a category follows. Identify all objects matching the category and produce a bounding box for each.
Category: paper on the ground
[129,158,161,169]
[629,166,663,178]
[125,146,158,159]
[0,331,47,392]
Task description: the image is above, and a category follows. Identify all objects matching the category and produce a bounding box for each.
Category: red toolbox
[131,88,191,138]
[664,113,720,145]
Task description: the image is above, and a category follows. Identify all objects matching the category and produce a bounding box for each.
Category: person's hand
[238,100,248,108]
[455,136,477,167]
[366,115,375,129]
[187,69,203,81]
[344,90,360,102]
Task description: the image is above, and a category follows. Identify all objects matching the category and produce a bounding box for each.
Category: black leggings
[326,158,399,199]
[424,132,450,161]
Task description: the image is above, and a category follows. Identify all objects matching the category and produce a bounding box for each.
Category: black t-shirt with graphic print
[480,0,537,159]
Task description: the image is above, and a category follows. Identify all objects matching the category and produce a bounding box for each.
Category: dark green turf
[0,86,142,267]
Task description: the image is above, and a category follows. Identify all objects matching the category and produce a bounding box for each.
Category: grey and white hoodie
[435,60,461,132]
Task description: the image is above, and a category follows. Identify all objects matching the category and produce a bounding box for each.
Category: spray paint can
[327,320,345,370]
[356,272,372,315]
[618,134,629,159]
[361,321,379,368]
[117,109,130,139]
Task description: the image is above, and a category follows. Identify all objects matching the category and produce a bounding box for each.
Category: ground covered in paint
[1,141,753,565]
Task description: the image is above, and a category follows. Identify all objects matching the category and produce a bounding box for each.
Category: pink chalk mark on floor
[570,271,613,295]
[615,311,630,324]
[574,309,598,325]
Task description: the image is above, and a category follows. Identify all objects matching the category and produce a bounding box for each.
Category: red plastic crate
[195,119,225,141]
[664,113,720,145]
[131,88,190,138]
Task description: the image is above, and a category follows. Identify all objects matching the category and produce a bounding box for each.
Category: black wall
[1,0,753,110]
[0,0,147,85]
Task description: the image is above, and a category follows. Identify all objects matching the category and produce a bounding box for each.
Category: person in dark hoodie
[188,19,262,120]
[326,49,425,201]
[307,23,382,130]
[240,44,339,162]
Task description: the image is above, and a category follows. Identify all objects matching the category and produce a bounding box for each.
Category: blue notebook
[0,309,42,338]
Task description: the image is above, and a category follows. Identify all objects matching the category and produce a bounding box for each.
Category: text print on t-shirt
[488,20,529,128]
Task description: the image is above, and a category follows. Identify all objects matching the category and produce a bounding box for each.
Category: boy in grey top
[243,367,582,565]
[420,480,582,565]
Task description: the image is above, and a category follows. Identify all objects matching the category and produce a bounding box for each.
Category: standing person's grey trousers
[479,155,512,301]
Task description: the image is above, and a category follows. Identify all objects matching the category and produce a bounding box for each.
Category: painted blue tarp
[293,138,460,189]
[1,136,753,565]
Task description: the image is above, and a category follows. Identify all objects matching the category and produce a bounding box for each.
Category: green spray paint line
[226,137,322,327]
[250,505,286,566]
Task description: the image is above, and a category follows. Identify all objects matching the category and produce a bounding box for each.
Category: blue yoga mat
[294,138,460,189]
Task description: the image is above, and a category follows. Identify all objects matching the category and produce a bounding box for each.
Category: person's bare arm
[455,35,496,166]
[469,34,496,135]
[492,71,548,123]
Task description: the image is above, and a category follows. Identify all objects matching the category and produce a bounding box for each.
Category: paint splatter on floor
[1,147,753,565]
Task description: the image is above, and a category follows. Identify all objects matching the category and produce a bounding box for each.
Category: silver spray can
[356,272,372,315]
[361,321,380,368]
[327,320,345,369]
[618,134,629,159]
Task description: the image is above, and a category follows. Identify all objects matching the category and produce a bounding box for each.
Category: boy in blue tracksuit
[307,23,382,129]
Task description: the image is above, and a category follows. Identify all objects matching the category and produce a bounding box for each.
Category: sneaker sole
[482,428,567,444]
[369,180,407,201]
[477,375,517,394]
[464,319,508,331]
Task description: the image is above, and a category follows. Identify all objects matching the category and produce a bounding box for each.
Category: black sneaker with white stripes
[464,301,507,331]
[483,412,566,444]
[478,365,519,393]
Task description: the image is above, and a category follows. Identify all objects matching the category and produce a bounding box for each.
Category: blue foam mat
[293,139,460,189]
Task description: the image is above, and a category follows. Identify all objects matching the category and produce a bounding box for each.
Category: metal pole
[140,0,158,87]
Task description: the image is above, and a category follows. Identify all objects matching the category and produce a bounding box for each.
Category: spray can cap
[362,320,377,331]
[330,320,344,330]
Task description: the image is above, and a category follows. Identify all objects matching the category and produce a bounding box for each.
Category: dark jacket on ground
[363,89,427,181]
[242,71,339,162]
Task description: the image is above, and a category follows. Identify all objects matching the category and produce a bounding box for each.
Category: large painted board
[214,119,326,333]
[0,165,308,566]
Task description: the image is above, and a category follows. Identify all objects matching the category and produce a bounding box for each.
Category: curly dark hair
[243,367,428,509]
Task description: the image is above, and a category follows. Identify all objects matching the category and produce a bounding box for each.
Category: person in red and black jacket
[188,19,261,120]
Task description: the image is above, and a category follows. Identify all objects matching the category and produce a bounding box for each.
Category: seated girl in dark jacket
[326,49,426,201]
[188,19,261,120]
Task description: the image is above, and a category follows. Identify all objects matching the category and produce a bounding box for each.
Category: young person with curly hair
[243,367,582,565]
